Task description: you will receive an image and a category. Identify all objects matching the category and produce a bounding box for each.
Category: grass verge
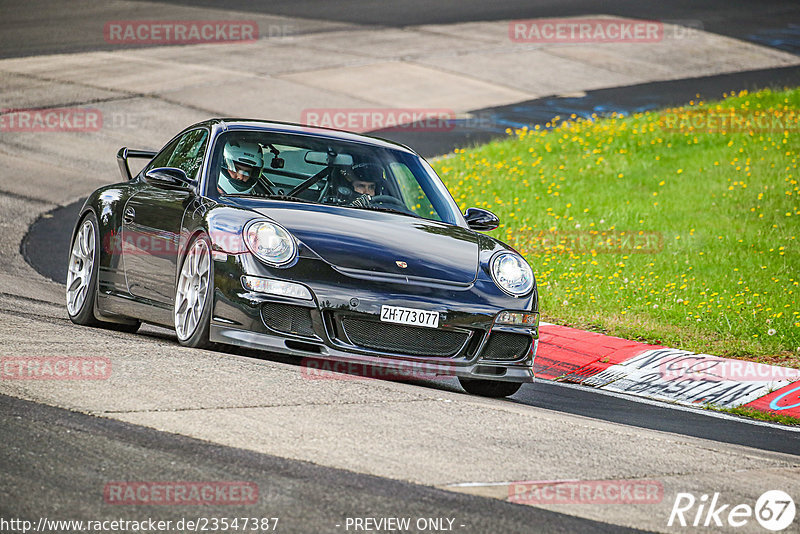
[706,405,800,426]
[433,88,799,365]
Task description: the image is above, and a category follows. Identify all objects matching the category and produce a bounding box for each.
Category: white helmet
[218,140,263,194]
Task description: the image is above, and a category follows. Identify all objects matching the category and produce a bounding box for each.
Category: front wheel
[458,377,523,398]
[174,234,213,348]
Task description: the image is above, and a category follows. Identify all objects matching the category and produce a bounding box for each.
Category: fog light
[242,276,312,300]
[495,311,538,327]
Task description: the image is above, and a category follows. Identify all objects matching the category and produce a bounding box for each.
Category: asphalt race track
[20,64,800,453]
[2,1,800,533]
[2,0,800,57]
[2,394,645,534]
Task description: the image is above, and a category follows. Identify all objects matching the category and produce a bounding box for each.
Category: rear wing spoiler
[116,147,157,181]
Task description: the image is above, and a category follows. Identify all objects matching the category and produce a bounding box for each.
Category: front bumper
[209,253,537,383]
[210,324,536,382]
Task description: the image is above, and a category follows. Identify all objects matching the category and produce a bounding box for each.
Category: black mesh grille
[341,318,469,357]
[261,303,315,337]
[481,332,531,361]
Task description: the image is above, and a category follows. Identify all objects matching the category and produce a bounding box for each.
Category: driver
[217,140,264,195]
[342,163,384,207]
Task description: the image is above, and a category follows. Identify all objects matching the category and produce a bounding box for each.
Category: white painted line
[448,478,605,488]
[447,481,513,487]
[536,378,800,433]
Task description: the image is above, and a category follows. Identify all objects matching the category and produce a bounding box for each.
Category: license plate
[380,305,439,328]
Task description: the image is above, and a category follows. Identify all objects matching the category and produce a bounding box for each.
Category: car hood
[253,204,479,285]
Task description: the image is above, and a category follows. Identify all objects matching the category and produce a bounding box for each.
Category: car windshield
[208,130,463,225]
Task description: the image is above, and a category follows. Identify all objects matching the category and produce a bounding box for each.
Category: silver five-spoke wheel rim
[174,239,210,341]
[66,219,95,316]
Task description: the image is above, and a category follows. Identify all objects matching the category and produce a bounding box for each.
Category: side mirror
[464,207,500,231]
[144,167,195,189]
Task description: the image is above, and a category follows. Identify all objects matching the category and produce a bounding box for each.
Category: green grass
[706,405,800,426]
[433,88,799,365]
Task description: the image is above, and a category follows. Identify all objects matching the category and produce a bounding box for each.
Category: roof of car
[197,118,417,154]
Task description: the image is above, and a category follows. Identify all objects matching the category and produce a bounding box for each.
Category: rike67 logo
[668,490,795,531]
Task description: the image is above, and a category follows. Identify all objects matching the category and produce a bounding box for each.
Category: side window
[389,162,441,221]
[167,129,209,180]
[145,136,181,171]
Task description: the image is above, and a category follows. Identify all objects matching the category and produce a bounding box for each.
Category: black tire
[458,377,523,398]
[174,233,214,349]
[66,212,140,333]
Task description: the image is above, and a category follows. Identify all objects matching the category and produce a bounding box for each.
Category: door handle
[123,207,135,224]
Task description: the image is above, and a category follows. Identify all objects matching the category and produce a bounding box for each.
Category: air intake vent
[481,332,531,361]
[261,303,315,337]
[341,317,469,357]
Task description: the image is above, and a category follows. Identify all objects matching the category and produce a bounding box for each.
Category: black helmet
[349,163,383,184]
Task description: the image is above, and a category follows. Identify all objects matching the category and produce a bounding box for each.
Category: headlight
[491,252,534,296]
[243,220,296,266]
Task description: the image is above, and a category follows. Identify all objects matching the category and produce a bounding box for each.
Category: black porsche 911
[66,119,538,397]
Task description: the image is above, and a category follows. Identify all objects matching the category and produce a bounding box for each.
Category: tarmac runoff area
[1,12,800,532]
